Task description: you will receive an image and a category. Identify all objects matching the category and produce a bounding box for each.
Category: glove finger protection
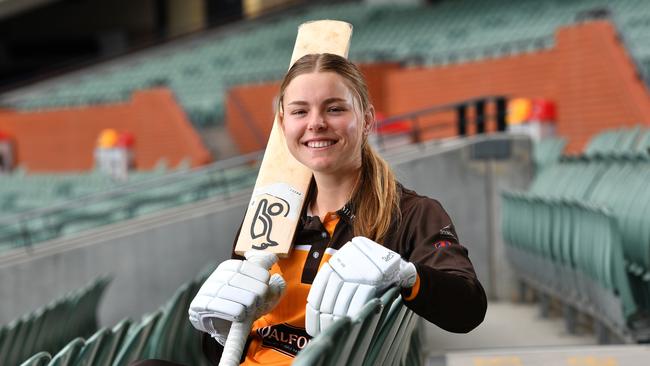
[189,258,281,345]
[306,236,417,336]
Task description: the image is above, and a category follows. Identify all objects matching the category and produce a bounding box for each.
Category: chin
[303,160,335,174]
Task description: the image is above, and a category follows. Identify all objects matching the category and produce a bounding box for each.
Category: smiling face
[280,71,370,178]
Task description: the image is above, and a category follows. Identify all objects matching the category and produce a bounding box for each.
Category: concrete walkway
[422,301,600,365]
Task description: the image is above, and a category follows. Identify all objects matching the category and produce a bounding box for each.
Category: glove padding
[306,236,417,336]
[189,257,285,345]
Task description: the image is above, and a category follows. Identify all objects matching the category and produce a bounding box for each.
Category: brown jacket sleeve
[391,190,487,333]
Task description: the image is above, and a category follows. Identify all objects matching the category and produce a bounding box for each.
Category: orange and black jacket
[203,184,487,365]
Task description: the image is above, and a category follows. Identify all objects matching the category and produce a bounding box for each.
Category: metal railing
[372,95,508,151]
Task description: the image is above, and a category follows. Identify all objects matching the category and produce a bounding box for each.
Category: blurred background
[1,0,649,365]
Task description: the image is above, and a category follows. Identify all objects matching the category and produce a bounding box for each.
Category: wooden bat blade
[234,20,353,257]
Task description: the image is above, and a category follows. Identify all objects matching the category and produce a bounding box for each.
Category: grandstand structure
[1,0,650,365]
[1,0,649,127]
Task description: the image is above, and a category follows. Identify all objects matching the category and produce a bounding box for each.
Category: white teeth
[307,140,335,148]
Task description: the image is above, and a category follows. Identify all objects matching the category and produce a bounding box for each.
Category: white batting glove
[189,257,285,345]
[306,236,417,336]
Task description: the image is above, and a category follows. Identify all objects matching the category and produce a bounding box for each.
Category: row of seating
[293,287,423,366]
[0,277,110,366]
[502,126,650,340]
[2,0,648,127]
[18,267,214,366]
[17,268,422,366]
[0,162,258,251]
[584,125,650,156]
[0,167,176,218]
[503,194,637,333]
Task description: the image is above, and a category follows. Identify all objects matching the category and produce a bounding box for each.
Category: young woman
[140,53,487,366]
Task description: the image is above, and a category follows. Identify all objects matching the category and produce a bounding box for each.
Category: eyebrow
[286,97,350,106]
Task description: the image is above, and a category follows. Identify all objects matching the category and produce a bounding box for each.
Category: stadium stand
[1,1,649,363]
[0,277,110,366]
[502,126,650,342]
[1,0,649,128]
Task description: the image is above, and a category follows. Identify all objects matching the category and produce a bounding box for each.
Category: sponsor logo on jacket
[257,323,311,356]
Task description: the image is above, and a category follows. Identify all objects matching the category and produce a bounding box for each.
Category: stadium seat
[293,287,423,366]
[341,298,383,365]
[72,328,110,366]
[291,334,332,366]
[363,293,411,366]
[532,137,566,172]
[18,352,52,366]
[93,320,132,366]
[293,317,352,366]
[0,277,110,366]
[111,311,163,366]
[48,337,84,366]
[143,283,194,361]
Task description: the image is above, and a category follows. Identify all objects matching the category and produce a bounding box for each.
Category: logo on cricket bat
[250,194,290,250]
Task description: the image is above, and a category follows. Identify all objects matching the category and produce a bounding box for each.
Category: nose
[307,112,326,131]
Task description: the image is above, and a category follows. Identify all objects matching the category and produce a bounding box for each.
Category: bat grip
[218,251,279,366]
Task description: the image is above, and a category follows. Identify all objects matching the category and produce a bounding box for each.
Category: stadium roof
[0,0,60,21]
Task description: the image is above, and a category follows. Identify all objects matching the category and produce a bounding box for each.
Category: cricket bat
[219,20,353,366]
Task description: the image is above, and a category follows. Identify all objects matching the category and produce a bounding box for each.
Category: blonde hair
[278,53,400,243]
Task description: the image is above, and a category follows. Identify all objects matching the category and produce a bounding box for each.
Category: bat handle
[218,251,279,366]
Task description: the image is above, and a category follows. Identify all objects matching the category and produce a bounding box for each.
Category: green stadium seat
[111,311,162,366]
[533,137,566,172]
[18,352,52,366]
[143,283,193,361]
[49,337,84,366]
[93,319,132,366]
[385,311,420,366]
[0,319,25,365]
[293,317,352,366]
[0,277,111,366]
[363,293,410,366]
[73,328,110,366]
[341,298,383,365]
[291,335,331,366]
[405,322,424,366]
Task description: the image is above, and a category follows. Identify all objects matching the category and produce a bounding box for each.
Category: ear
[278,111,285,131]
[363,105,375,135]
